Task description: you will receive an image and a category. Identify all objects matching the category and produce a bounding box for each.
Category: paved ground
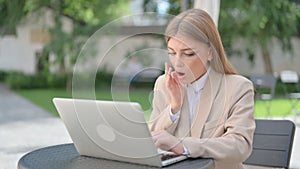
[0,83,299,169]
[0,84,71,169]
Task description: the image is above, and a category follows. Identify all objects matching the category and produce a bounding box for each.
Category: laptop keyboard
[160,154,181,161]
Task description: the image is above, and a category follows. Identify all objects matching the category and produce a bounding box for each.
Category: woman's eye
[184,53,195,57]
[168,52,176,56]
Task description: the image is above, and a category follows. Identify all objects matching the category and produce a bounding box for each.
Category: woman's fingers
[165,63,174,77]
[165,63,172,83]
[164,63,183,113]
[168,65,172,75]
[164,62,168,75]
[165,63,176,85]
[151,130,183,153]
[165,63,172,75]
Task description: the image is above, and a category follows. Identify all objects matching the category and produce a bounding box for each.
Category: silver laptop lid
[53,98,162,167]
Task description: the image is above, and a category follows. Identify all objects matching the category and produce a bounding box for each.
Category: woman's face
[167,36,211,84]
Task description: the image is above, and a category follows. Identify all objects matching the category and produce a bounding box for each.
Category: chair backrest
[250,74,277,98]
[280,71,299,83]
[280,71,300,95]
[244,119,295,168]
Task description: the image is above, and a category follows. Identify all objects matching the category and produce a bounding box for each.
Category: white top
[168,70,209,155]
[170,69,209,123]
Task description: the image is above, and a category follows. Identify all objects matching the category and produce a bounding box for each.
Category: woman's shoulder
[224,74,253,88]
[222,74,254,100]
[154,74,167,88]
[155,74,166,84]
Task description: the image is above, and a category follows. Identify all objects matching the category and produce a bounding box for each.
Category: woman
[149,9,255,169]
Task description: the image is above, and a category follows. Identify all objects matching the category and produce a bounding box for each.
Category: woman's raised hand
[165,63,184,114]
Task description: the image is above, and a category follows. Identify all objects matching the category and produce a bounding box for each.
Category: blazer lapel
[190,69,224,137]
[175,89,191,138]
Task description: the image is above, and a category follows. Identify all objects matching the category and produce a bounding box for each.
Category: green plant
[5,72,32,89]
[219,0,300,73]
[5,71,67,89]
[95,69,113,87]
[0,71,8,82]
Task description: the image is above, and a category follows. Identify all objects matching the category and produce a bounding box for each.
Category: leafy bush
[4,70,113,89]
[5,72,67,89]
[0,71,8,82]
[5,72,32,89]
[95,70,113,87]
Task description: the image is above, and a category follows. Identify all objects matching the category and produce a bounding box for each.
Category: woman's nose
[174,55,184,67]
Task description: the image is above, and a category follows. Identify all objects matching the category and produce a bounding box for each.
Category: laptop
[53,98,187,167]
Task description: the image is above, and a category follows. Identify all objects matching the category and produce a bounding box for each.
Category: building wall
[0,8,73,74]
[0,26,41,74]
[229,37,300,76]
[75,34,168,77]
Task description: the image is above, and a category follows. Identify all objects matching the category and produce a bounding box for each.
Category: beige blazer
[149,69,255,169]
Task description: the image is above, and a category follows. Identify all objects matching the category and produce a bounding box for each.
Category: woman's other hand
[151,130,184,155]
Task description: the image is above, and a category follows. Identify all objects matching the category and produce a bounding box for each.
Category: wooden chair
[244,119,295,168]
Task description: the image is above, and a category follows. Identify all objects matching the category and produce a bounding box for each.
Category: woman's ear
[207,47,212,61]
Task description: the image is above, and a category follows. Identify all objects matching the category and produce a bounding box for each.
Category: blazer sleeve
[148,75,179,134]
[182,78,255,163]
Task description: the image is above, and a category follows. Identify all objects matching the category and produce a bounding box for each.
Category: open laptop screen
[53,98,187,167]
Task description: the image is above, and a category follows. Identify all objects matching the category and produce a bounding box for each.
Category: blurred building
[0,8,73,74]
[0,2,299,77]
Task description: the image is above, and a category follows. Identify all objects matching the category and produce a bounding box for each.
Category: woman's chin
[178,77,191,84]
[176,73,194,84]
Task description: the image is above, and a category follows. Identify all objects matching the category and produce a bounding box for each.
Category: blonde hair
[165,9,238,75]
